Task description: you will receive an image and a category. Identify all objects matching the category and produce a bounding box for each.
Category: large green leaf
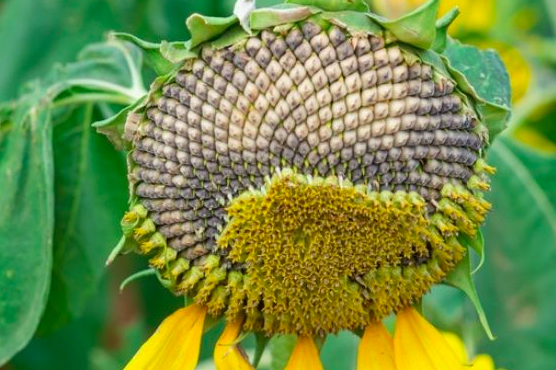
[38,105,128,333]
[36,40,143,333]
[10,279,109,370]
[477,135,556,370]
[0,99,54,365]
[0,0,225,102]
[0,38,144,362]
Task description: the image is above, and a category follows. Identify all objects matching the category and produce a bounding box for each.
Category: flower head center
[217,171,463,335]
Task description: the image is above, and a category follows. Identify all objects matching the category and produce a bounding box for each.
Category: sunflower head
[104,0,511,368]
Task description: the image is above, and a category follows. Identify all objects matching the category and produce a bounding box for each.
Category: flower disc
[122,20,493,335]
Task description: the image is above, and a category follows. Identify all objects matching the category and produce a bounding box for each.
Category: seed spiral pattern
[122,20,492,334]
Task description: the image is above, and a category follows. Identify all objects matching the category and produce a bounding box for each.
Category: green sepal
[250,4,318,30]
[285,0,369,12]
[467,228,485,274]
[444,233,495,340]
[159,41,197,63]
[367,0,440,50]
[441,39,511,142]
[254,332,270,367]
[186,14,238,48]
[210,24,253,50]
[154,269,174,290]
[92,94,146,151]
[432,6,459,53]
[111,33,175,75]
[401,44,452,78]
[119,268,157,292]
[320,11,382,35]
[105,235,139,266]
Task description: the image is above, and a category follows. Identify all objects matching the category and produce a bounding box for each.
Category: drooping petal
[214,319,254,370]
[394,307,463,370]
[124,304,207,370]
[471,354,496,370]
[442,331,468,362]
[357,322,397,370]
[285,336,323,370]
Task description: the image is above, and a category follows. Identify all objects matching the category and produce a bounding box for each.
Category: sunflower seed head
[121,21,493,335]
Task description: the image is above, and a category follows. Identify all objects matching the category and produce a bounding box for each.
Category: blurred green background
[0,0,555,369]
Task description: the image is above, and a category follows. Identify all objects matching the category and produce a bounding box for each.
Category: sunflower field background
[0,0,555,369]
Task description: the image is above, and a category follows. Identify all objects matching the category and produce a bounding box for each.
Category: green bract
[102,0,510,147]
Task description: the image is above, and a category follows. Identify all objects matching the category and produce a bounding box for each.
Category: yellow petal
[124,304,207,370]
[214,319,254,370]
[357,322,397,370]
[285,336,323,370]
[442,332,468,363]
[472,354,496,370]
[394,308,463,370]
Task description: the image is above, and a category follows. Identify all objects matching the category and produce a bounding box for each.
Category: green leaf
[432,6,459,53]
[285,0,369,12]
[477,135,556,370]
[442,40,512,141]
[250,5,317,30]
[466,229,485,274]
[367,0,440,49]
[186,14,238,48]
[0,101,54,365]
[111,33,176,75]
[0,39,144,349]
[38,105,128,333]
[444,234,495,340]
[9,278,109,370]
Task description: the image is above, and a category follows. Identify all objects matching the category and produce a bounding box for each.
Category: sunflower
[102,0,510,369]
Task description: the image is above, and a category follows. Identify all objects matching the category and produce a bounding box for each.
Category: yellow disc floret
[217,170,468,335]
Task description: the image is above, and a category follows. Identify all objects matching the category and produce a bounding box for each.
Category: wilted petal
[124,304,207,370]
[214,319,254,370]
[357,322,396,370]
[394,307,463,370]
[285,336,323,370]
